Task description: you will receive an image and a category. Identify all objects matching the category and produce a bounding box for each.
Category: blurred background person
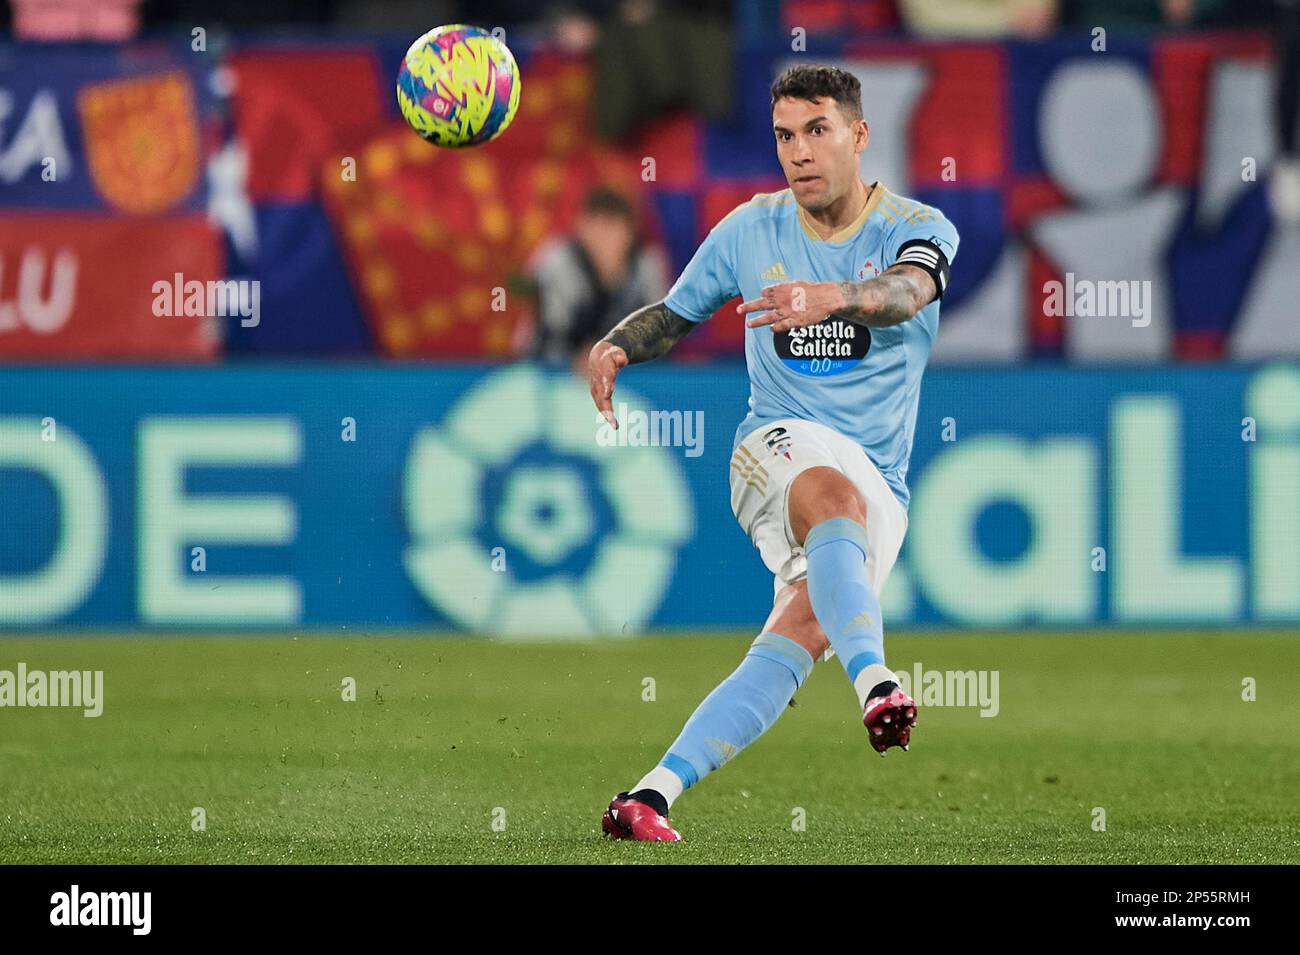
[1060,0,1228,31]
[11,0,141,39]
[593,0,734,140]
[898,0,1058,38]
[1268,0,1300,222]
[524,186,669,367]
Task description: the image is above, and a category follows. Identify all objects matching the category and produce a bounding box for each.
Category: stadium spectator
[525,186,669,365]
[782,0,901,34]
[12,0,141,39]
[1061,0,1228,30]
[144,0,336,28]
[898,0,1057,38]
[1268,0,1300,222]
[593,0,734,140]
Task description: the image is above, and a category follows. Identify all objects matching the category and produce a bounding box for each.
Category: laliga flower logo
[402,366,694,635]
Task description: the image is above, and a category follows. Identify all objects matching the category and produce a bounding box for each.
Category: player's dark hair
[770,65,863,122]
[581,186,636,223]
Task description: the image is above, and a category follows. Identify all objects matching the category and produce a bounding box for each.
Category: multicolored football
[396,24,521,148]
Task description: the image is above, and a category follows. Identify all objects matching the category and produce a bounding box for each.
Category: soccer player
[590,64,960,841]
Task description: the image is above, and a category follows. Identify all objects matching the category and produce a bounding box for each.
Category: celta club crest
[858,259,879,280]
[763,426,793,460]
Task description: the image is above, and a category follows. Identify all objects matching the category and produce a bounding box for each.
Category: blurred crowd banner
[1,30,1296,361]
[0,43,221,358]
[1,363,1296,631]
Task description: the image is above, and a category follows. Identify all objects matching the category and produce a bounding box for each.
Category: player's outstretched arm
[737,264,936,333]
[588,300,695,428]
[604,300,696,362]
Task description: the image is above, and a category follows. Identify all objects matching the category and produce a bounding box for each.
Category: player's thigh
[730,419,903,600]
[761,579,828,660]
[782,424,909,599]
[787,466,867,545]
[729,421,841,585]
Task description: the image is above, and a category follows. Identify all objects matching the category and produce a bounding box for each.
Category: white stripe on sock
[853,663,901,711]
[632,765,685,809]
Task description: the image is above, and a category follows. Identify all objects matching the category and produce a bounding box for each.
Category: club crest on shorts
[763,426,793,460]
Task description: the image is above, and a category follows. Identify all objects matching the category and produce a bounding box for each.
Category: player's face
[577,212,635,281]
[772,97,868,212]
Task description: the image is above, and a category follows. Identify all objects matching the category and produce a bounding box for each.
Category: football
[396,23,521,148]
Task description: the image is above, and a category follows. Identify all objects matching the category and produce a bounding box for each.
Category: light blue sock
[804,517,886,689]
[657,632,814,793]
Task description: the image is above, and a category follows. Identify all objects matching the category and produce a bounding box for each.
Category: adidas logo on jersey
[760,262,788,281]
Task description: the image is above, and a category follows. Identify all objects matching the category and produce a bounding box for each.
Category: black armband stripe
[895,239,952,301]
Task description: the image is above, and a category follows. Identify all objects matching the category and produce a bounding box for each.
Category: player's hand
[588,340,629,429]
[737,281,846,333]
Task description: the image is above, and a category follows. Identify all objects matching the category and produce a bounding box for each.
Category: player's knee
[822,490,866,526]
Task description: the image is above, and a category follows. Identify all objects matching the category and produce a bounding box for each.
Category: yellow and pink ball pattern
[397,24,521,149]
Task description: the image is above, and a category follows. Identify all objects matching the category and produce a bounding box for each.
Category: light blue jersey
[663,182,959,508]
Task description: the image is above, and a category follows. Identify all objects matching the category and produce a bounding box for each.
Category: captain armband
[893,239,952,302]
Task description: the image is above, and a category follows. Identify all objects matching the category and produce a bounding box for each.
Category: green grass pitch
[2,631,1298,864]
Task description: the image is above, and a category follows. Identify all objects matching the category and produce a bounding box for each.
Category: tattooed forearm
[604,301,696,364]
[835,266,934,328]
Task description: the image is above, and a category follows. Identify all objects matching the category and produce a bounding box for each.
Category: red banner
[229,49,387,202]
[322,54,647,358]
[0,215,222,359]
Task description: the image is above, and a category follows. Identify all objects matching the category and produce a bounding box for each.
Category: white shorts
[728,418,908,659]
